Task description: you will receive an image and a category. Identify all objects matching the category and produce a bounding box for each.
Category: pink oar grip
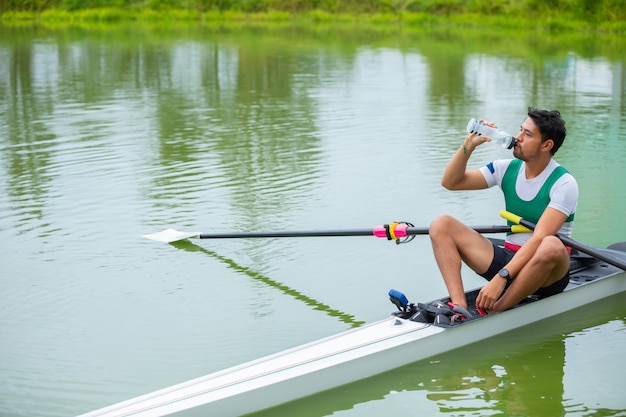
[372,224,409,239]
[392,225,408,237]
[372,226,387,238]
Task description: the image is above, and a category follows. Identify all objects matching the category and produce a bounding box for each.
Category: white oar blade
[142,229,200,243]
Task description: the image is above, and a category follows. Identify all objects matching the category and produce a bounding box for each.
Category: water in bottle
[466,118,516,149]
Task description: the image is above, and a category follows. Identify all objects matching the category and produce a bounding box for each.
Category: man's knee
[429,214,455,237]
[537,235,568,260]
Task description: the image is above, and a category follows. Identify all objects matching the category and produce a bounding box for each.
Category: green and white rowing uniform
[480,158,578,248]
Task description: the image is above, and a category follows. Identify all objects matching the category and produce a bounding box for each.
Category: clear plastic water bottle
[466,118,516,149]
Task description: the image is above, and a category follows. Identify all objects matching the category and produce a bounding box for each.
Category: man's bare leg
[492,235,569,312]
[429,215,495,308]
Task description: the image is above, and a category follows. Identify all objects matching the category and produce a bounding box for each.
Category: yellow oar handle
[511,224,533,233]
[500,210,534,233]
[500,210,523,225]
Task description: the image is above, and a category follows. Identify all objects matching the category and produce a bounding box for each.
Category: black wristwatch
[498,268,513,285]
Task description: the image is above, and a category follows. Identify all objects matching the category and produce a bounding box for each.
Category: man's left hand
[476,278,507,312]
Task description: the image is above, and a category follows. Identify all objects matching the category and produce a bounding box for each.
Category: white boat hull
[79,250,626,417]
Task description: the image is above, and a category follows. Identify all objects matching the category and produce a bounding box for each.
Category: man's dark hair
[527,107,567,155]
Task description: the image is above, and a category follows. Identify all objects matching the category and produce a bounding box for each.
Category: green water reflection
[172,240,365,327]
[3,26,624,232]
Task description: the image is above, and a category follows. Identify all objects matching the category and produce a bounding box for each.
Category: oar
[500,210,626,271]
[143,224,531,243]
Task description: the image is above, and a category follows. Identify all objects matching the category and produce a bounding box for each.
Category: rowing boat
[79,239,626,417]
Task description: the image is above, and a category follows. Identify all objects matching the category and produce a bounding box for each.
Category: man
[429,108,578,314]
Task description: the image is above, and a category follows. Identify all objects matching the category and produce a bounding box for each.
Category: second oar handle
[500,210,529,228]
[500,209,626,271]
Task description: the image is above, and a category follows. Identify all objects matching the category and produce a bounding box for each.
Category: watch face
[499,269,509,278]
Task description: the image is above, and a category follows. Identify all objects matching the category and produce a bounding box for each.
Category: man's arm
[476,207,569,311]
[441,133,490,190]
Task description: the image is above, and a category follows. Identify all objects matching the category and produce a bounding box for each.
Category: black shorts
[479,242,569,298]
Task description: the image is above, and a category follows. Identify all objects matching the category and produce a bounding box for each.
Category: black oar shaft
[501,210,626,271]
[197,225,515,240]
[518,218,626,271]
[198,229,376,239]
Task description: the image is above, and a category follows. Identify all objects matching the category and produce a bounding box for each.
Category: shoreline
[2,9,625,34]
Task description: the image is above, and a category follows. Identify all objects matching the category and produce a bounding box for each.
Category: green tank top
[501,159,575,230]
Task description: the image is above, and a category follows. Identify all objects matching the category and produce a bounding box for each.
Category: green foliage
[143,0,181,10]
[60,0,137,11]
[0,0,624,32]
[197,0,234,11]
[40,8,73,20]
[1,0,59,12]
[379,0,417,14]
[401,11,433,24]
[407,0,465,15]
[470,0,514,15]
[306,9,334,22]
[2,10,39,21]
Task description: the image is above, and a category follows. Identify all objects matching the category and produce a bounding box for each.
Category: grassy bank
[2,0,625,33]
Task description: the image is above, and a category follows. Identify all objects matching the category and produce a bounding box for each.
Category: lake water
[0,22,625,416]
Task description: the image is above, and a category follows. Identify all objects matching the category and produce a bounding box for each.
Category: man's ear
[543,139,554,152]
